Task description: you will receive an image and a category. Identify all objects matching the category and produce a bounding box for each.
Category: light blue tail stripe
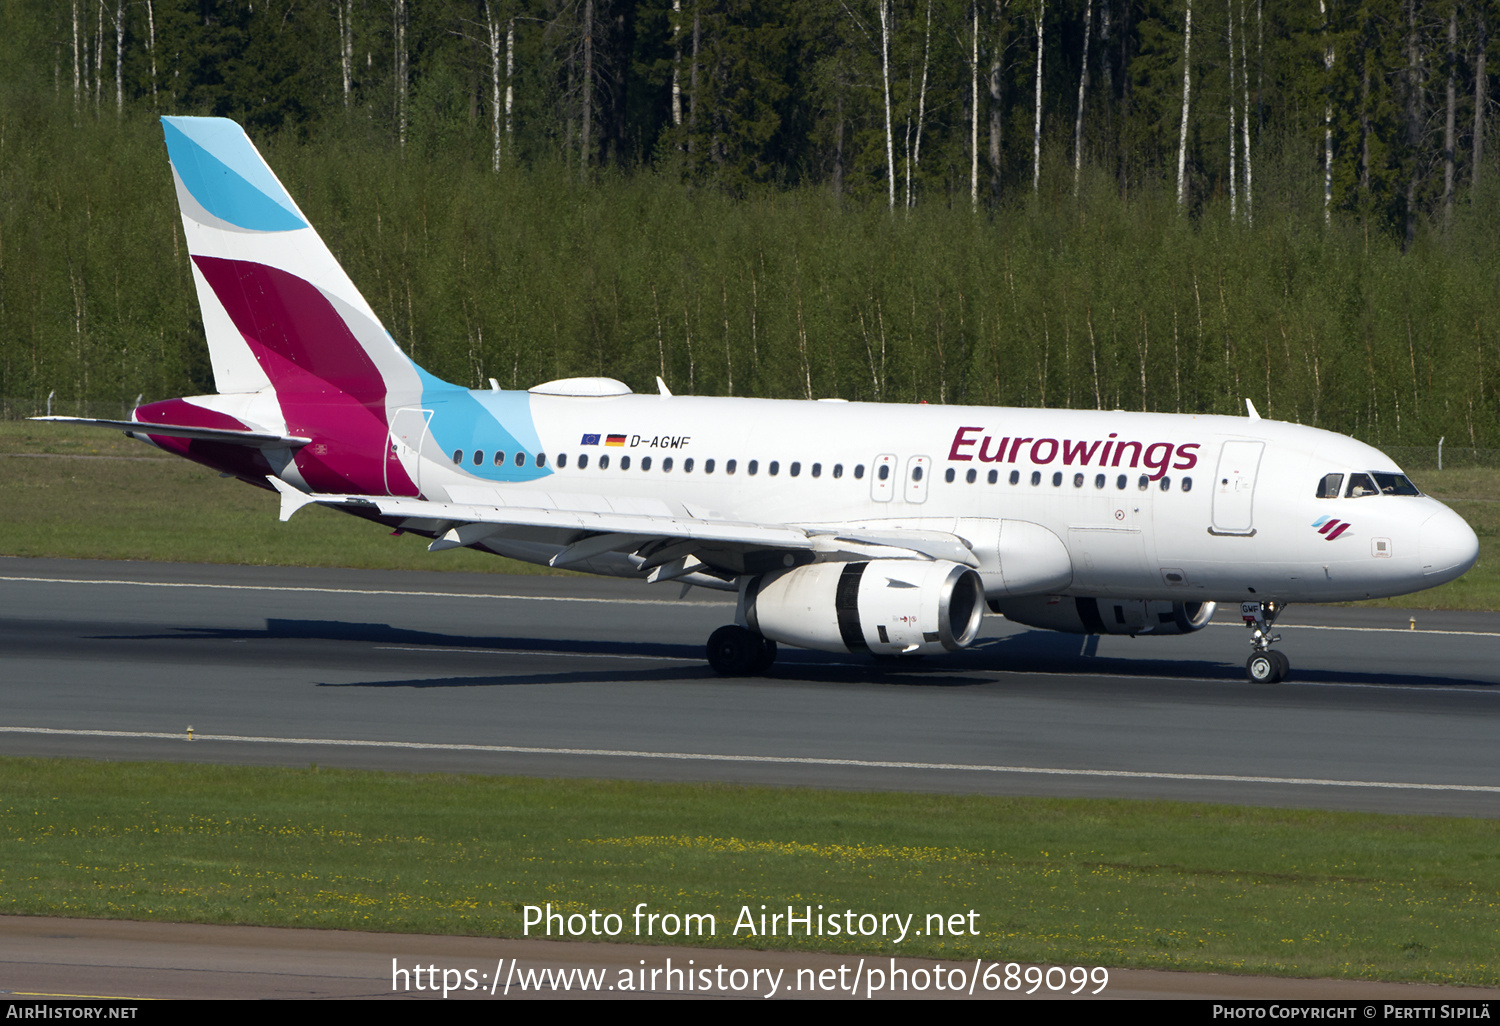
[162,118,308,233]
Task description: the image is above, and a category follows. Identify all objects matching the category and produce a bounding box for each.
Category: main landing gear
[706,625,778,677]
[1241,600,1290,683]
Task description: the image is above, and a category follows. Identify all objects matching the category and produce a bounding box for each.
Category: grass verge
[0,421,557,574]
[1,757,1497,986]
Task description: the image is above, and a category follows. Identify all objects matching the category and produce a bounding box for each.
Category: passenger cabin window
[640,456,651,471]
[577,454,589,469]
[987,469,998,484]
[1182,477,1193,492]
[621,455,632,470]
[599,455,610,469]
[557,453,568,468]
[1315,473,1344,498]
[854,464,864,479]
[967,469,977,484]
[1373,472,1420,496]
[790,462,801,477]
[452,450,463,464]
[662,457,673,472]
[1030,471,1042,486]
[493,451,505,467]
[514,452,526,467]
[1009,470,1020,485]
[1346,473,1378,498]
[473,451,484,466]
[748,460,759,476]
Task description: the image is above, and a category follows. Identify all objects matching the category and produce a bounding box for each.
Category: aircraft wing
[267,478,979,580]
[32,416,310,449]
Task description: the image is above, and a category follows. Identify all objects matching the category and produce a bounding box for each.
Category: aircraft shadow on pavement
[92,619,1495,690]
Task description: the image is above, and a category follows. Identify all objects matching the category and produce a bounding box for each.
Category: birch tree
[1321,0,1335,226]
[1073,0,1092,196]
[1176,0,1193,210]
[1475,6,1487,191]
[334,0,353,109]
[1228,0,1237,218]
[394,0,409,148]
[1443,1,1457,229]
[1032,0,1043,194]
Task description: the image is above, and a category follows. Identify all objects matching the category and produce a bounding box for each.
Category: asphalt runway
[3,555,1499,817]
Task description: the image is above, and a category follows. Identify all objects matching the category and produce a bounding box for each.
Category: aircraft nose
[1419,506,1479,584]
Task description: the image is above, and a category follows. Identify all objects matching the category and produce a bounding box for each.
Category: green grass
[3,421,1495,609]
[1,757,1497,985]
[0,422,560,574]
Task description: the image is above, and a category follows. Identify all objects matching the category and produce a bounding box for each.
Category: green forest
[1,0,1498,450]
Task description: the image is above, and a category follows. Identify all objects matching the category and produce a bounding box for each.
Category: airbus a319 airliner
[42,117,1479,683]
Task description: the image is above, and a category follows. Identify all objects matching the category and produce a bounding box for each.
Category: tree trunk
[336,0,352,109]
[71,0,79,112]
[969,1,977,210]
[394,0,408,149]
[1321,0,1334,226]
[1033,0,1044,193]
[671,0,682,127]
[1476,8,1487,191]
[506,17,515,140]
[1228,0,1237,219]
[1240,0,1252,222]
[1176,0,1192,210]
[909,0,932,210]
[1073,0,1092,195]
[485,3,502,170]
[880,0,895,211]
[1404,0,1423,250]
[988,1,1005,201]
[113,0,122,115]
[581,0,594,169]
[1444,2,1457,229]
[145,0,158,108]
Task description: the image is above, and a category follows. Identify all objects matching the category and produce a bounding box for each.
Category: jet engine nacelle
[991,596,1217,636]
[746,559,986,656]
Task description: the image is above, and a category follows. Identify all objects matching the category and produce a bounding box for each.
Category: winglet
[267,476,319,522]
[1245,399,1261,420]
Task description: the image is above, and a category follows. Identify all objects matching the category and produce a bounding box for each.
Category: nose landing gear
[1242,601,1289,683]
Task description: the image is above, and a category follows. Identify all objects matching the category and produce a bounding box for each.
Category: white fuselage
[386,390,1474,605]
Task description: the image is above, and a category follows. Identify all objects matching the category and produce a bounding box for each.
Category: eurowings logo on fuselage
[1312,516,1352,540]
[947,426,1200,481]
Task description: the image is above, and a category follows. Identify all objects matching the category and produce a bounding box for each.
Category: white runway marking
[4,726,1497,794]
[0,575,722,606]
[4,575,1495,634]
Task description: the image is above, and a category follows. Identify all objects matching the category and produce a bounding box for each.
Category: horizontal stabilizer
[33,416,309,449]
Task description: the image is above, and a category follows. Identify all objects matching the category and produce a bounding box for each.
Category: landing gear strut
[706,625,777,677]
[1241,600,1289,683]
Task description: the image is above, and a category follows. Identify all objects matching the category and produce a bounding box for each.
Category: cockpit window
[1345,473,1379,498]
[1315,473,1343,498]
[1372,472,1421,496]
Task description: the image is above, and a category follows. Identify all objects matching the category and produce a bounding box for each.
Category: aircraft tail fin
[162,117,427,402]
